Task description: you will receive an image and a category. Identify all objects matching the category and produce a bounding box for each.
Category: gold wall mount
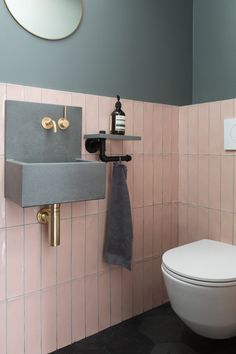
[41,117,57,133]
[58,106,70,130]
[37,204,60,246]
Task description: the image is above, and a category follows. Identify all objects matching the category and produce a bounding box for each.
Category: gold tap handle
[58,106,70,130]
[42,117,57,133]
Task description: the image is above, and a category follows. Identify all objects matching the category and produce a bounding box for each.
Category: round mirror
[4,0,83,40]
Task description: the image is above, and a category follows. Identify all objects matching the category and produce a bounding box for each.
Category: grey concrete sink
[5,159,106,207]
[5,101,106,208]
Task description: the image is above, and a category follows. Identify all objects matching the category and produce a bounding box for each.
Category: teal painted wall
[0,0,193,105]
[193,0,236,103]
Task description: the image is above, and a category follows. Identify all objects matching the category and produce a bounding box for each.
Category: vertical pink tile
[41,226,57,288]
[0,230,6,301]
[178,204,188,245]
[6,84,24,100]
[179,155,188,203]
[72,217,85,279]
[143,102,153,154]
[110,140,123,155]
[234,156,236,213]
[198,103,209,154]
[187,206,198,242]
[98,271,110,331]
[24,86,42,102]
[209,209,221,241]
[133,208,143,261]
[221,99,234,155]
[143,260,153,311]
[162,105,172,154]
[0,85,6,156]
[57,283,72,349]
[60,203,71,219]
[98,213,109,272]
[188,105,198,154]
[99,163,111,213]
[41,287,57,354]
[6,200,23,227]
[153,205,162,257]
[221,156,234,212]
[162,205,172,253]
[25,293,41,354]
[85,275,98,336]
[143,206,153,259]
[133,262,143,316]
[85,94,99,134]
[153,155,163,204]
[179,106,188,154]
[85,214,98,275]
[86,200,98,215]
[197,207,209,240]
[42,89,71,105]
[110,268,122,326]
[71,92,86,155]
[171,106,179,153]
[198,156,209,207]
[25,224,41,293]
[209,156,221,209]
[188,156,198,205]
[163,155,172,203]
[7,226,24,298]
[133,155,144,208]
[123,99,134,154]
[126,159,134,209]
[24,206,39,225]
[57,219,71,283]
[171,155,179,203]
[133,101,144,153]
[7,297,24,354]
[143,155,153,206]
[171,204,178,248]
[0,302,6,354]
[41,88,59,104]
[72,278,85,342]
[153,104,163,154]
[122,268,133,320]
[152,257,162,307]
[221,212,233,244]
[72,201,86,218]
[98,95,112,134]
[209,101,221,154]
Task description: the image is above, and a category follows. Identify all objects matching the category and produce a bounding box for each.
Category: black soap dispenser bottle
[110,95,125,135]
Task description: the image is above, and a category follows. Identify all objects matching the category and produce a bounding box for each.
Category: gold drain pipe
[37,204,60,246]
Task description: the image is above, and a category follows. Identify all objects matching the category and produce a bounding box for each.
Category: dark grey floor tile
[52,303,236,354]
[151,342,197,354]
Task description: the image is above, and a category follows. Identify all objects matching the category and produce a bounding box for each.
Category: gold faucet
[58,106,70,130]
[41,117,57,133]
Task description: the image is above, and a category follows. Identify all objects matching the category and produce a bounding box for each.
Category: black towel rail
[85,136,131,163]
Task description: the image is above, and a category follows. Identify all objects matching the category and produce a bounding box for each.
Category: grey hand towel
[104,162,133,270]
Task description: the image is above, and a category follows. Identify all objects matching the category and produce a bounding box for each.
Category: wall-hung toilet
[161,239,236,339]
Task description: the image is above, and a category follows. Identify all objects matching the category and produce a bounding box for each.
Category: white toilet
[161,239,236,339]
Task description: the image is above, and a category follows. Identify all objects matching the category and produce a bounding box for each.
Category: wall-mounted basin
[5,101,106,208]
[5,159,106,207]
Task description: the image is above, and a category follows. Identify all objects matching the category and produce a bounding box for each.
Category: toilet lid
[162,239,236,283]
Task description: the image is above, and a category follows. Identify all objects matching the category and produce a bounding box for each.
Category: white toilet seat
[162,239,236,286]
[162,263,236,287]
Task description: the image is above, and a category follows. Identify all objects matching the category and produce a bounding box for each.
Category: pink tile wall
[178,98,236,246]
[0,83,179,353]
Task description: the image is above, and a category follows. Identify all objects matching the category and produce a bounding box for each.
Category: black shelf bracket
[85,131,132,163]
